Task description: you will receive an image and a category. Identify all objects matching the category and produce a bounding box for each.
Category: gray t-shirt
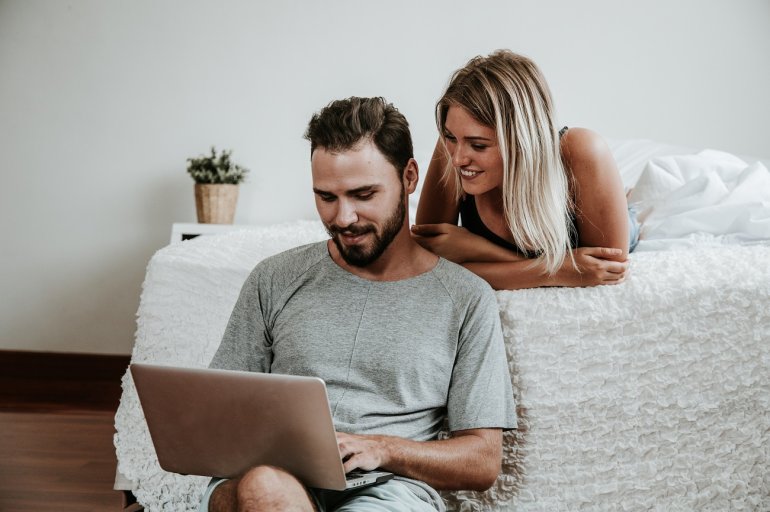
[210,241,517,441]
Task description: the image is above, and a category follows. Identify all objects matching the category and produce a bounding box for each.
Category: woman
[412,50,639,290]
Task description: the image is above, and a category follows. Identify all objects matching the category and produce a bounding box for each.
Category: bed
[114,139,770,511]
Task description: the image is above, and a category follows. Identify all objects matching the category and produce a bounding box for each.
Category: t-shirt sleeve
[209,267,273,373]
[446,286,517,432]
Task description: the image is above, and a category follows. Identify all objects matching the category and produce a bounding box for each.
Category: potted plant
[187,146,249,224]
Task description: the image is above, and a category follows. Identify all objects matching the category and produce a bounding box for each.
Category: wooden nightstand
[169,223,248,244]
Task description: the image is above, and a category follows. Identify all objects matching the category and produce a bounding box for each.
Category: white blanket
[627,150,770,250]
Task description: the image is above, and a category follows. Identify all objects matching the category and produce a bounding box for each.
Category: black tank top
[459,195,522,252]
[458,126,576,254]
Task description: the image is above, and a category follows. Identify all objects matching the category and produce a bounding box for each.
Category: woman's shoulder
[559,127,616,181]
[560,127,611,160]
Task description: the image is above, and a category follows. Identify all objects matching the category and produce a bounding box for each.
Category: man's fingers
[337,433,354,457]
[342,455,361,473]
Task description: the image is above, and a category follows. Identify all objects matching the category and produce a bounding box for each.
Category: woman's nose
[451,144,470,168]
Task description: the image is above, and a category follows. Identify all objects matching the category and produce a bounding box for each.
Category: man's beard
[325,193,406,268]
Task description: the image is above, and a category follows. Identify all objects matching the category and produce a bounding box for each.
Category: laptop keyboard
[345,469,368,481]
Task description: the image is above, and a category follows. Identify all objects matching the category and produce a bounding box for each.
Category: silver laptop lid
[130,364,349,490]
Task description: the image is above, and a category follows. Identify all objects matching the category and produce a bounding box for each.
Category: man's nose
[334,199,358,228]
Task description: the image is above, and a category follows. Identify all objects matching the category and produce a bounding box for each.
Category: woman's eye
[472,144,488,151]
[443,133,456,143]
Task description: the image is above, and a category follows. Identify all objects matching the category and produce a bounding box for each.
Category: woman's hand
[411,223,521,264]
[553,247,629,287]
[411,223,477,263]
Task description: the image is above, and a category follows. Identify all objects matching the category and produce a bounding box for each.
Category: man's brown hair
[305,96,414,177]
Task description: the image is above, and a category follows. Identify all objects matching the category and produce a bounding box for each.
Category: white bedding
[115,141,770,511]
[628,150,770,250]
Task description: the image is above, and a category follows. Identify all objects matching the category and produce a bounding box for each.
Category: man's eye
[318,195,336,203]
[356,193,374,201]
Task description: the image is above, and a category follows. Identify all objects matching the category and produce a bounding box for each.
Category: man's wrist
[374,434,396,469]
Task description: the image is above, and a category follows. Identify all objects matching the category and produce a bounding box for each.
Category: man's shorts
[199,476,445,512]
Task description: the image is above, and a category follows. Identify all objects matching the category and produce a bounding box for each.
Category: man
[202,97,516,511]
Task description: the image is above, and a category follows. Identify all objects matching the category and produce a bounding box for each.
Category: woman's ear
[403,158,419,194]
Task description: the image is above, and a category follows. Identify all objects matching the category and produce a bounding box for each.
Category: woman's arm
[464,247,627,290]
[412,224,627,289]
[561,128,630,260]
[416,139,460,225]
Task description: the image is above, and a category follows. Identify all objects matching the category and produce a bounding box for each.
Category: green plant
[186,146,249,184]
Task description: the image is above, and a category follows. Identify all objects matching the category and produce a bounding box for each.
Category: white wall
[1,0,769,354]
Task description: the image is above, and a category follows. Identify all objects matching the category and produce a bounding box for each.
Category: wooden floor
[0,350,130,511]
[0,410,123,511]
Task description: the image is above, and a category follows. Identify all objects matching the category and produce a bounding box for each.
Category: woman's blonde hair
[436,49,574,274]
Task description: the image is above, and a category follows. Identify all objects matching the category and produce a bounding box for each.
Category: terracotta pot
[194,184,239,224]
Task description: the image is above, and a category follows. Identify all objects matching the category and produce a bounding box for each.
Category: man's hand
[336,432,388,473]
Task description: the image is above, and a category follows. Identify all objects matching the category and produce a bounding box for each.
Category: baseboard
[0,350,130,412]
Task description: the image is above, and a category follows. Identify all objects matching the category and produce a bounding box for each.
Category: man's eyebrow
[312,185,379,195]
[345,185,378,195]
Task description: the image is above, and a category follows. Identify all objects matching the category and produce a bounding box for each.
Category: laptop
[130,363,394,490]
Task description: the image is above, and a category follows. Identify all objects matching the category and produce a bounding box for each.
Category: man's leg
[333,480,443,512]
[206,465,317,512]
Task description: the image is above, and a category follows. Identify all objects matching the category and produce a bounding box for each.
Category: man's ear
[403,158,419,194]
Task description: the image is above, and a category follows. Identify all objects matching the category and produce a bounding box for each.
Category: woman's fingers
[579,254,629,285]
[606,261,628,274]
[411,223,449,236]
[412,236,432,250]
[582,246,623,259]
[603,265,629,283]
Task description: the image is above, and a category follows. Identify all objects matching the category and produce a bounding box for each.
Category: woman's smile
[459,168,483,179]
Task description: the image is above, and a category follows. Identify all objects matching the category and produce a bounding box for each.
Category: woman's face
[443,105,504,198]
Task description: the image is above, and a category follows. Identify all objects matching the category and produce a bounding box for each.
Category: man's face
[311,141,407,267]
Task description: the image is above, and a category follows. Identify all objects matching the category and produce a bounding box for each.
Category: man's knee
[239,465,292,494]
[236,465,312,511]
